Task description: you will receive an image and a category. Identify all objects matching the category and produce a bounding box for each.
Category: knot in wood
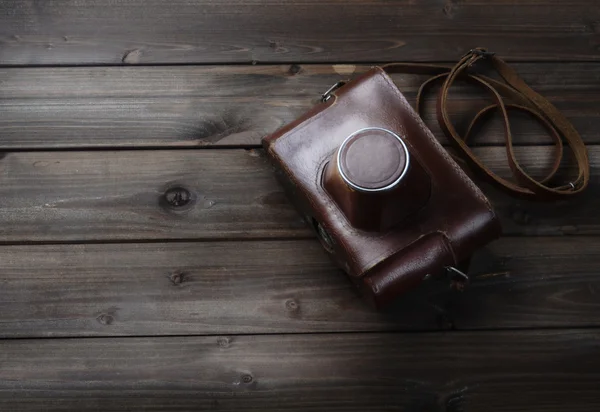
[97,314,114,325]
[288,64,302,75]
[164,187,192,208]
[241,374,253,384]
[169,270,185,285]
[217,337,231,348]
[285,299,299,311]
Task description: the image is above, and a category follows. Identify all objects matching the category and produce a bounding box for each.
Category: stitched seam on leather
[363,274,379,294]
[377,68,497,219]
[268,102,365,274]
[348,71,475,271]
[269,98,399,275]
[314,156,360,263]
[437,230,458,266]
[270,155,363,273]
[360,232,428,278]
[362,231,454,291]
[315,155,383,240]
[271,97,338,154]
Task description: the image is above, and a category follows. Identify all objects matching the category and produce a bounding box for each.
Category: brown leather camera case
[262,67,502,309]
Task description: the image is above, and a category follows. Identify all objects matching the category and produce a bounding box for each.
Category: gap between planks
[1,63,599,149]
[1,236,599,338]
[0,145,596,243]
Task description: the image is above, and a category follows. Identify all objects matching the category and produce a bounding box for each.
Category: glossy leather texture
[262,67,502,309]
[322,127,432,232]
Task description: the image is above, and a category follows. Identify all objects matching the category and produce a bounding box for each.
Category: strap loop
[382,49,590,200]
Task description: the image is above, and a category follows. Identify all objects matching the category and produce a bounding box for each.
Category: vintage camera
[262,67,501,309]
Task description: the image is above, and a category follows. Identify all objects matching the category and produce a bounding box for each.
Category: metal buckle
[464,48,496,59]
[446,266,470,291]
[321,81,346,102]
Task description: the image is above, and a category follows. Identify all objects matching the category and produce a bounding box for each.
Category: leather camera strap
[381,48,590,200]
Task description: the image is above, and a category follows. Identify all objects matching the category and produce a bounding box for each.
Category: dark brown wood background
[1,1,600,411]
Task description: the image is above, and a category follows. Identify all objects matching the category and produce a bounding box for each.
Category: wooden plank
[0,0,599,65]
[458,236,600,329]
[0,239,429,337]
[1,330,599,411]
[0,149,308,242]
[1,63,599,149]
[0,237,599,338]
[0,146,597,242]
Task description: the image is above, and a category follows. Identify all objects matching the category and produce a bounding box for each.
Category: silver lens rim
[337,127,410,193]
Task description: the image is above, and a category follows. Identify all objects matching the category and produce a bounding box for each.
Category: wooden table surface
[1,1,600,411]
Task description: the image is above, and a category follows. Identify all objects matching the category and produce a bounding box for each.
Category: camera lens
[322,126,430,232]
[337,127,409,192]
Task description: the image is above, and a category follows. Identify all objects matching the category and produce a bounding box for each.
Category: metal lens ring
[336,127,410,192]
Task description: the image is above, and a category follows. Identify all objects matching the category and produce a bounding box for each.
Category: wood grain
[1,1,599,410]
[1,63,599,148]
[1,330,599,411]
[0,146,597,242]
[0,149,308,242]
[0,237,600,338]
[0,0,599,65]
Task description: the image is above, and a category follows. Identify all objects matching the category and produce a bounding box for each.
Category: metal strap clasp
[463,48,496,59]
[446,266,470,291]
[321,81,346,102]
